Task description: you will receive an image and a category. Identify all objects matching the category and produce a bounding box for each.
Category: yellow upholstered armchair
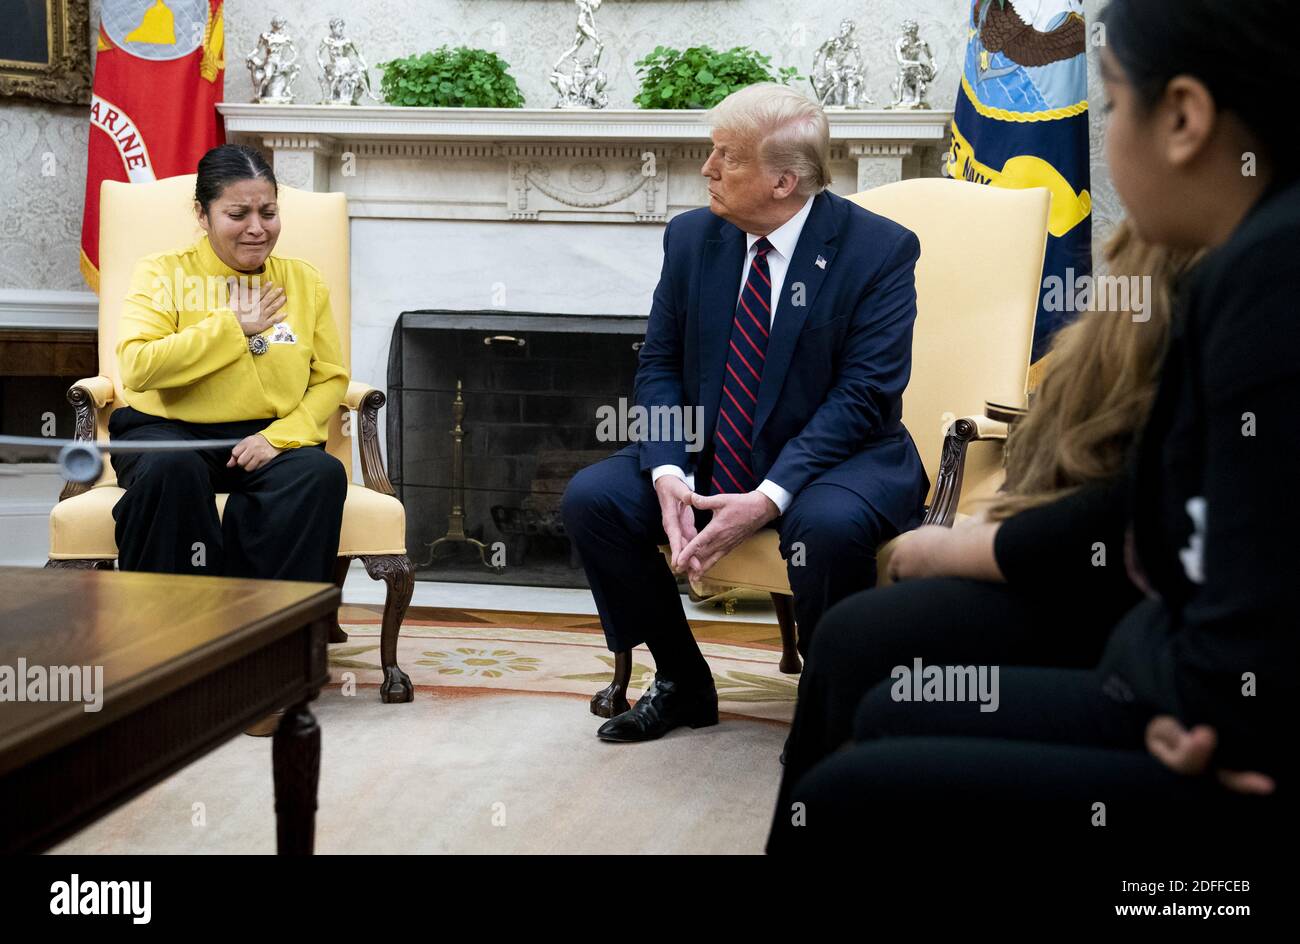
[46,175,414,703]
[591,177,1050,718]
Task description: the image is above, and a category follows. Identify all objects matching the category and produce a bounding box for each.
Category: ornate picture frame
[0,0,92,105]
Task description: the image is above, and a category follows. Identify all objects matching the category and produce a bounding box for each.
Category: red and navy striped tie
[711,236,773,495]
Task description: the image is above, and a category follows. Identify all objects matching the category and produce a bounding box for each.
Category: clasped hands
[656,475,779,583]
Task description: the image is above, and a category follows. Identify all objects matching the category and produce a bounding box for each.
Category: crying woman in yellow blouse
[109,144,349,583]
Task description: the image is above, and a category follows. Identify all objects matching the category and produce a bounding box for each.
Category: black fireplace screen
[388,310,646,588]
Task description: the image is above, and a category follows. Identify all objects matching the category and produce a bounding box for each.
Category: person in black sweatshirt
[768,0,1299,850]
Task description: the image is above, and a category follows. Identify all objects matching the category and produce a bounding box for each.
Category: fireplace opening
[389,310,652,589]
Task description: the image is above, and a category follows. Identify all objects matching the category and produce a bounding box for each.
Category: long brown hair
[986,221,1202,520]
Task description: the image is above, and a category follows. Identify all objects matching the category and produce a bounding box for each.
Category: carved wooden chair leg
[771,592,802,674]
[590,650,632,718]
[44,559,114,570]
[328,556,351,643]
[360,553,414,703]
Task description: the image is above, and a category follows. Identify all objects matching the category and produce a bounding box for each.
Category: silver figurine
[549,0,608,109]
[555,0,605,69]
[810,19,873,108]
[550,57,609,109]
[246,17,301,104]
[888,19,937,110]
[317,18,380,105]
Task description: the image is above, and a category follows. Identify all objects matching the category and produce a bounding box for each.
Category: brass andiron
[422,379,500,571]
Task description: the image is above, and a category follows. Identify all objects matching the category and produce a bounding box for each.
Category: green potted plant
[377,46,526,107]
[632,45,801,109]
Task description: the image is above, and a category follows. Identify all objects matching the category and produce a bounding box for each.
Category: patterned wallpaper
[0,97,91,291]
[0,0,1119,294]
[1084,0,1122,256]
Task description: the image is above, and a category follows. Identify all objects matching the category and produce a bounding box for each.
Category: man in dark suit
[562,83,928,742]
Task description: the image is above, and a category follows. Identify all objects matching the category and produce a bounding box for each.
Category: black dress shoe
[596,675,719,742]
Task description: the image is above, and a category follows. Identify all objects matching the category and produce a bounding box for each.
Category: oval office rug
[332,607,798,724]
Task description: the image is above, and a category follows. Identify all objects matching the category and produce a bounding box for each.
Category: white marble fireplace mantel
[218,104,953,222]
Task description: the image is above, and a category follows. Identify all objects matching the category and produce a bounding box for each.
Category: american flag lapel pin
[815,255,827,269]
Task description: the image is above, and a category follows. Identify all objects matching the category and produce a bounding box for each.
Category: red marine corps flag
[80,0,225,291]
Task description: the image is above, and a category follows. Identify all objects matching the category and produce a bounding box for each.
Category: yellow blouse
[115,236,349,450]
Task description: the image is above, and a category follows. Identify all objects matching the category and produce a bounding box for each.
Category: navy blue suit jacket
[630,189,928,530]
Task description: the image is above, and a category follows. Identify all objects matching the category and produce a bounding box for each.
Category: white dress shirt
[651,194,817,514]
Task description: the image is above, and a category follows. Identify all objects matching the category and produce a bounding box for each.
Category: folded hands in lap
[656,476,778,583]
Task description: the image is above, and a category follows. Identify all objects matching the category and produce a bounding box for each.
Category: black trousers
[560,451,897,684]
[108,406,348,583]
[767,666,1283,850]
[765,577,1286,850]
[773,577,1125,804]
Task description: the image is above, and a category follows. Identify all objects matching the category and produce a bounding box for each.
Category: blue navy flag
[944,0,1092,374]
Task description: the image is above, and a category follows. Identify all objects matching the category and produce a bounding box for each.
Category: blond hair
[985,222,1202,520]
[706,83,832,196]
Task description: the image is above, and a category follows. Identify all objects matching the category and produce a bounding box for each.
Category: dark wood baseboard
[0,328,97,378]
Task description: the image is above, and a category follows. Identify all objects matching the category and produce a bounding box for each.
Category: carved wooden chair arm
[345,380,395,497]
[58,376,116,501]
[68,375,115,415]
[921,413,1010,528]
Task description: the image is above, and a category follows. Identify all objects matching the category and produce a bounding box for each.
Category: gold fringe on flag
[80,249,100,295]
[200,2,225,83]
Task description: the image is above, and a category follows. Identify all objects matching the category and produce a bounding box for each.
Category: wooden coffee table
[0,566,338,854]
